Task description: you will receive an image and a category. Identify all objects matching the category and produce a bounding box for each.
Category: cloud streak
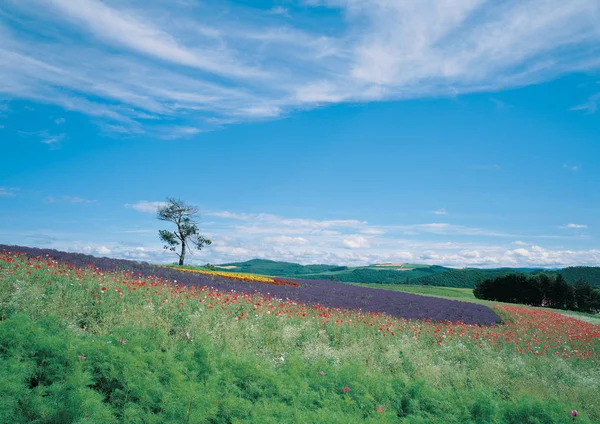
[0,0,598,135]
[125,201,168,214]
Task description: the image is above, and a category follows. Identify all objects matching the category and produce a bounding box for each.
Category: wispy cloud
[14,206,598,268]
[433,208,448,215]
[125,201,169,214]
[18,130,66,145]
[570,92,600,114]
[561,223,588,229]
[343,235,371,249]
[490,97,512,110]
[0,0,599,135]
[0,187,19,197]
[46,195,97,204]
[269,6,291,18]
[63,196,96,204]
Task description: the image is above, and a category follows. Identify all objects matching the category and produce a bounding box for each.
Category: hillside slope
[218,260,600,288]
[218,259,449,284]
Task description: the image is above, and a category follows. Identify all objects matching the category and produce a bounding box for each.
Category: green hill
[413,268,536,288]
[217,259,349,276]
[217,260,449,284]
[558,267,600,286]
[216,260,600,288]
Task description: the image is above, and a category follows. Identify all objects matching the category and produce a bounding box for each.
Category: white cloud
[263,236,309,246]
[361,228,385,235]
[571,92,600,114]
[55,117,65,124]
[44,195,96,204]
[562,223,588,229]
[269,6,291,18]
[96,245,111,255]
[125,201,169,214]
[0,187,19,197]
[208,210,367,234]
[433,208,448,215]
[18,215,600,268]
[63,196,96,204]
[41,133,65,144]
[18,130,66,145]
[44,0,266,79]
[342,235,371,249]
[0,0,598,134]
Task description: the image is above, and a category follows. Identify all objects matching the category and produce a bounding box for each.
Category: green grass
[352,284,477,300]
[2,253,599,423]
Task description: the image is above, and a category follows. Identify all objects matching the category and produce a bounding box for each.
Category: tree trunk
[179,240,186,266]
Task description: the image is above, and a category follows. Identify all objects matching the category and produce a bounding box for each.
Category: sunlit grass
[1,252,599,423]
[352,283,476,300]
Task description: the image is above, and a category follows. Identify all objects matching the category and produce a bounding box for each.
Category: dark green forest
[474,274,600,314]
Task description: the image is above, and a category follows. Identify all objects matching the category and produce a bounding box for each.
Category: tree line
[474,273,600,314]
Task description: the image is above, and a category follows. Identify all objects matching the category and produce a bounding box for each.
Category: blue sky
[1,0,599,267]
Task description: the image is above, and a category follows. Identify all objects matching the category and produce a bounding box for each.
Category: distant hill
[218,259,449,285]
[217,259,349,276]
[413,268,540,288]
[217,259,600,288]
[558,267,600,286]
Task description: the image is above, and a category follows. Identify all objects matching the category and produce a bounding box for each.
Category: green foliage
[219,259,350,276]
[416,268,536,288]
[217,259,449,284]
[474,274,600,313]
[353,284,477,300]
[211,260,600,290]
[157,197,211,266]
[1,255,598,423]
[559,267,600,287]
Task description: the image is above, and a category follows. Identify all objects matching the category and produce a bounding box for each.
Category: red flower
[342,387,350,393]
[92,293,98,297]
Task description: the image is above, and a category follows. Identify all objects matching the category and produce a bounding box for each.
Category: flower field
[0,244,502,325]
[1,246,599,423]
[166,266,301,287]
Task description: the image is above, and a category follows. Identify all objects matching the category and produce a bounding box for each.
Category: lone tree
[157,198,211,266]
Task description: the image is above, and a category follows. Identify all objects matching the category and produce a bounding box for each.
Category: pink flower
[342,387,350,393]
[78,355,86,361]
[571,410,578,418]
[376,406,385,413]
[319,371,326,376]
[118,339,126,345]
[186,332,191,340]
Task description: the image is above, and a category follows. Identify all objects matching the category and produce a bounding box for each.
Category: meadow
[1,246,599,423]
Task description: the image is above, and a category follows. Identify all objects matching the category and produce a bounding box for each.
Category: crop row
[166,266,300,287]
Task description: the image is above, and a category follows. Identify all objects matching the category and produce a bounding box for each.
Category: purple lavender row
[0,245,503,325]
